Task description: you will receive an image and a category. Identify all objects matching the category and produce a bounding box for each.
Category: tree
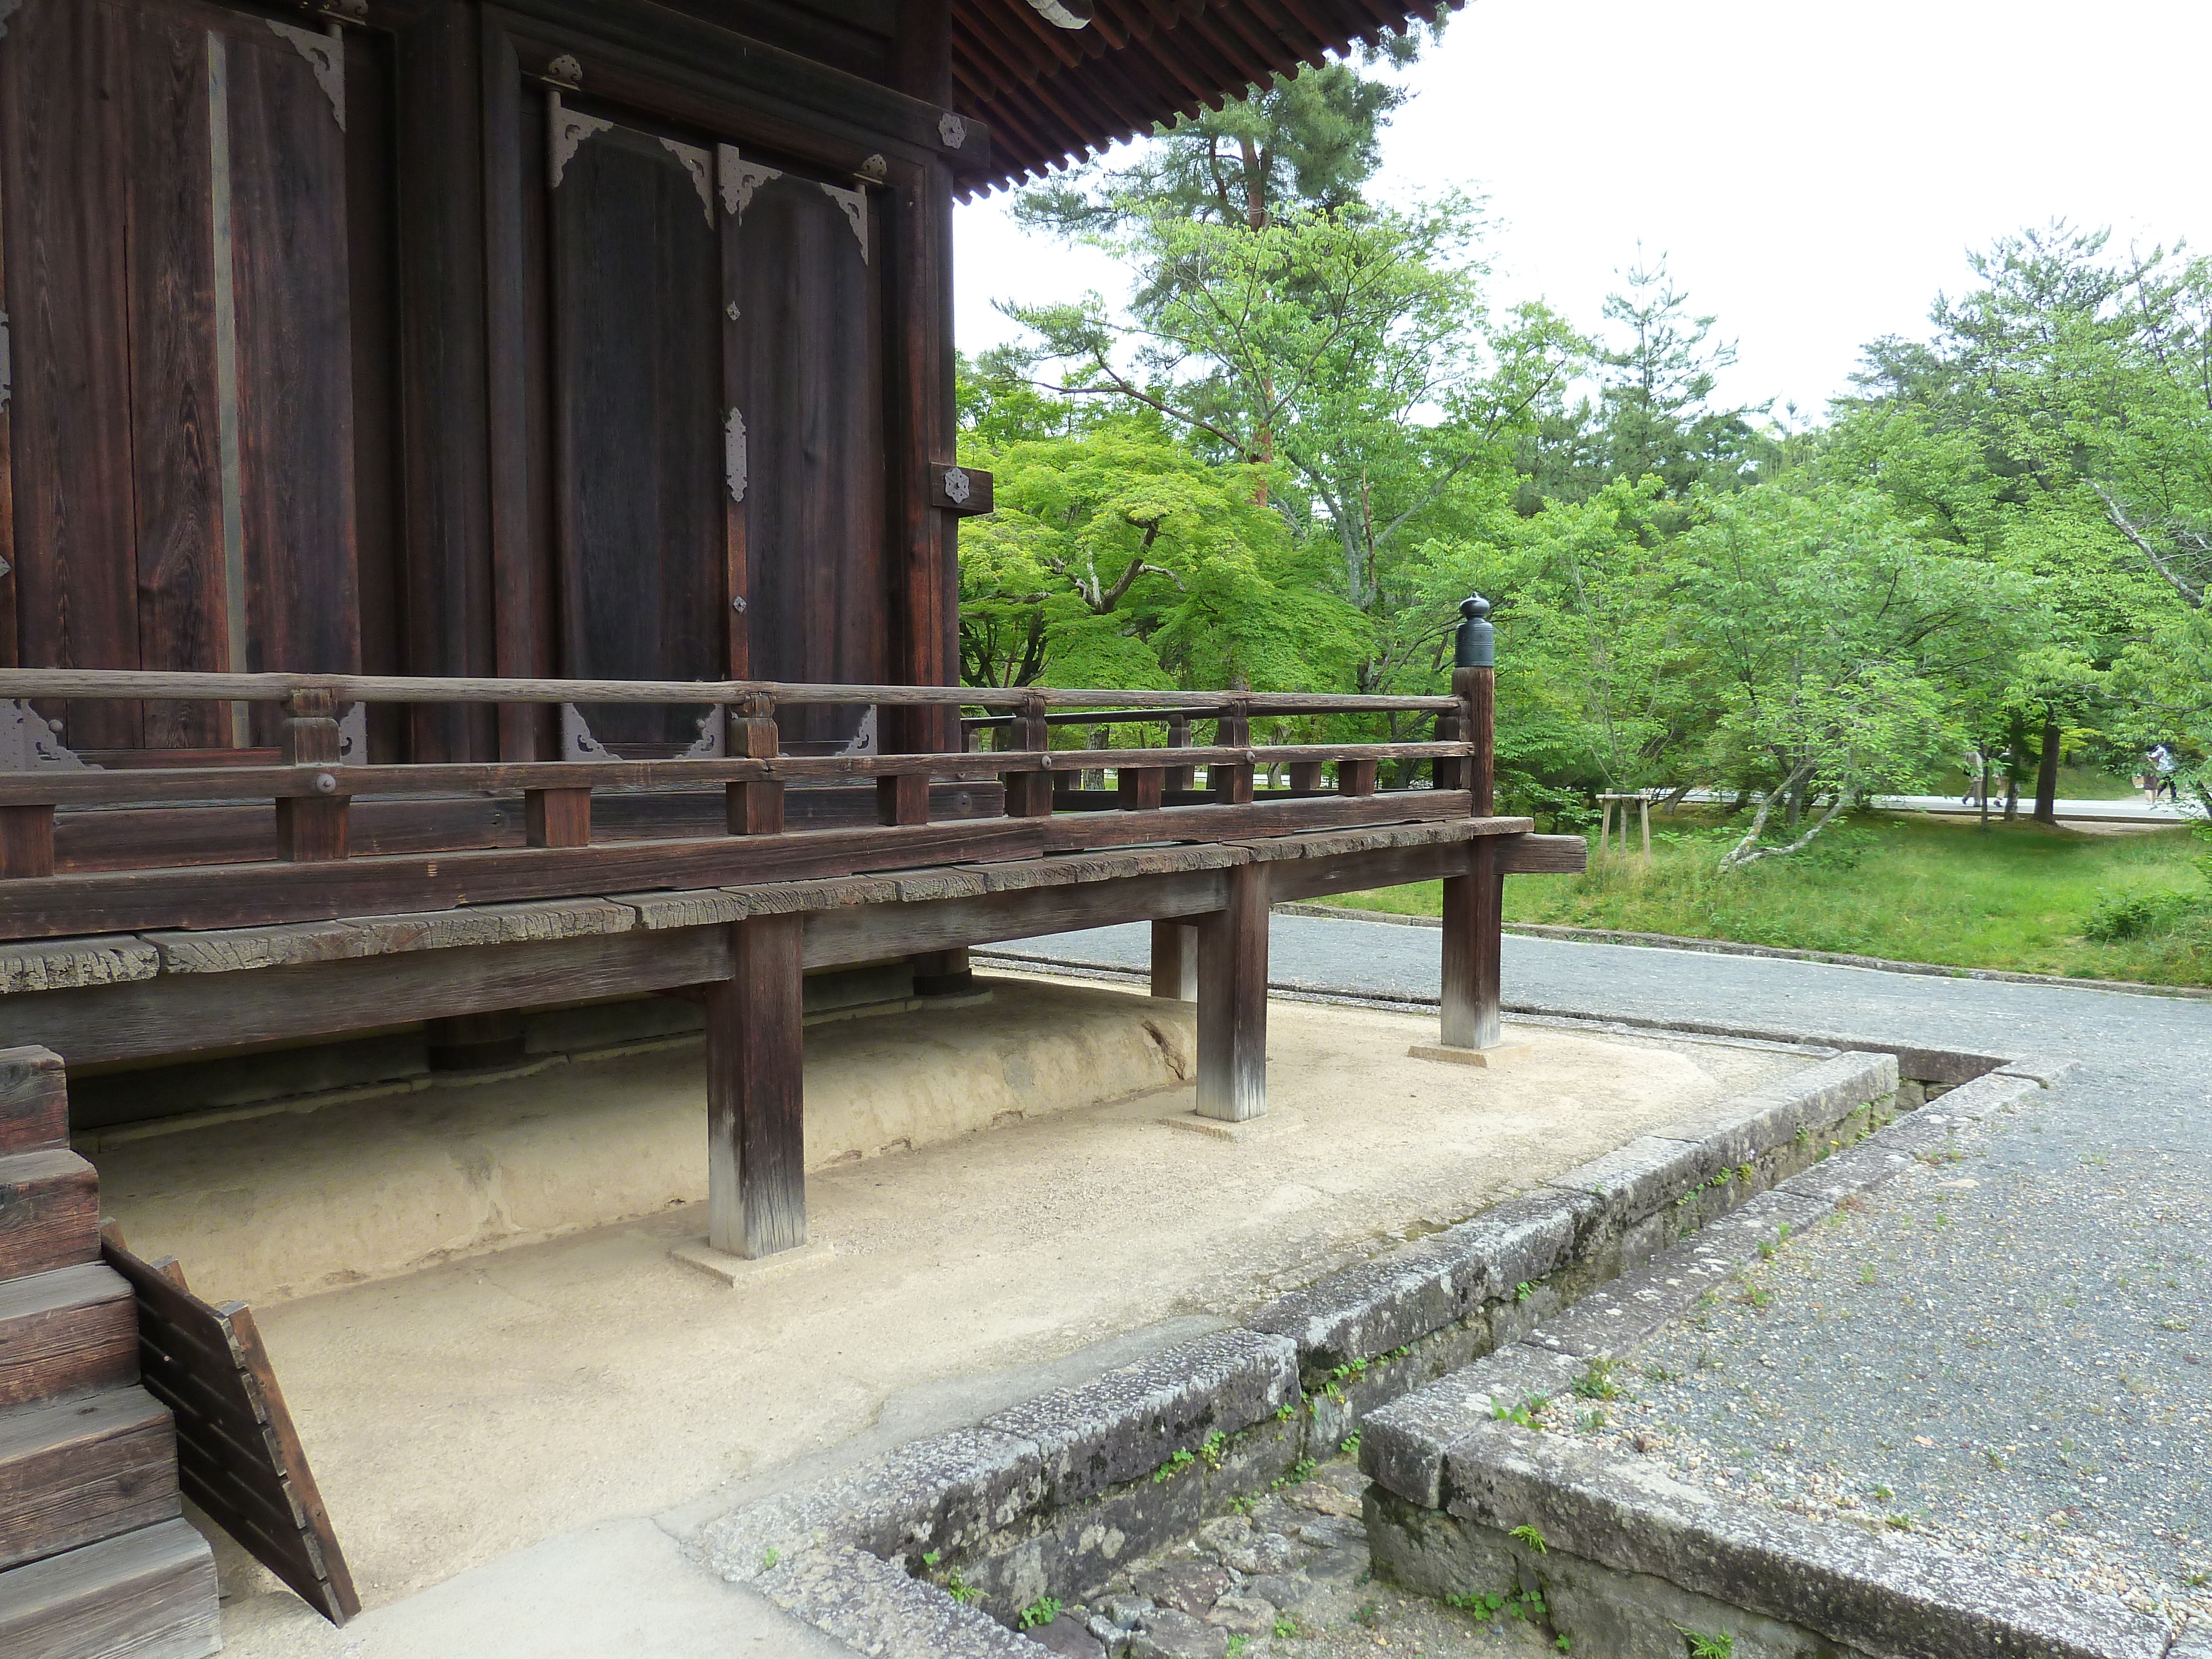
[1668,484,2036,869]
[954,421,1366,696]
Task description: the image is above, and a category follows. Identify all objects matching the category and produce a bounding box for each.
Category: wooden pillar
[525,787,591,847]
[275,691,349,862]
[1286,761,1324,796]
[707,913,806,1259]
[0,806,55,880]
[1196,863,1269,1121]
[1640,795,1652,865]
[1212,704,1253,805]
[1150,921,1198,1001]
[1442,608,1503,1050]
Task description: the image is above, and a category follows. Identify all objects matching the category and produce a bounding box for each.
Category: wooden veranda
[0,632,1578,1258]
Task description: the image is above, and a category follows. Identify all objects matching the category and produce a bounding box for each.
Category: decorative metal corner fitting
[0,701,97,772]
[558,704,620,763]
[267,19,346,130]
[547,90,614,189]
[337,702,367,763]
[544,53,583,88]
[1023,0,1094,26]
[837,707,879,757]
[717,144,780,218]
[725,408,748,504]
[680,707,726,759]
[820,182,868,261]
[660,137,714,227]
[942,466,972,507]
[858,153,888,182]
[937,112,968,150]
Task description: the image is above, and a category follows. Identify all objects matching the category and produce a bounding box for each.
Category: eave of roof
[952,0,1460,197]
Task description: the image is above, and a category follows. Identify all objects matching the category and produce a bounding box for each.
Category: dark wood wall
[0,0,972,763]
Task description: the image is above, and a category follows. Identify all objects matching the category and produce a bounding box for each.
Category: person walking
[2149,743,2180,804]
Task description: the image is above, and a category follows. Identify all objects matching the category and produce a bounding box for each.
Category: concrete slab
[132,974,1814,1651]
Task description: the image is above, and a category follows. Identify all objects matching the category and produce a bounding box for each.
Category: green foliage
[1153,1449,1196,1483]
[1018,1597,1063,1631]
[1571,1359,1621,1401]
[1676,1630,1734,1659]
[1509,1524,1549,1554]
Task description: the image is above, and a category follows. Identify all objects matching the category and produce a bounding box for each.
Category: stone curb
[1247,1050,1897,1381]
[698,1034,1919,1652]
[1269,901,2212,1004]
[1356,1075,2172,1659]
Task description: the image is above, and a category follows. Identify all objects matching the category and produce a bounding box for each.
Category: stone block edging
[697,1031,1920,1650]
[1357,1070,2182,1659]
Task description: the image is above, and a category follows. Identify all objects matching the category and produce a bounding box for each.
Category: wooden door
[540,96,886,753]
[0,0,364,755]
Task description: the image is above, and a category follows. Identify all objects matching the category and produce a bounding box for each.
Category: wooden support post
[912,947,974,997]
[1599,798,1614,862]
[524,787,592,848]
[274,691,349,863]
[1432,706,1469,794]
[1336,758,1378,797]
[1286,761,1324,796]
[1117,765,1164,810]
[1196,863,1268,1120]
[425,1011,527,1072]
[1442,598,1503,1051]
[1004,694,1052,818]
[1212,705,1254,805]
[877,773,931,826]
[1150,920,1198,1001]
[0,805,55,879]
[1164,714,1194,792]
[706,913,805,1259]
[1640,795,1652,865]
[727,695,784,835]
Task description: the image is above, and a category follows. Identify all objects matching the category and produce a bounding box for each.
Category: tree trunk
[2033,714,2061,825]
[2004,712,2025,821]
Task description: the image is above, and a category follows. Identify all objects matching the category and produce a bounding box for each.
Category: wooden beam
[1150,920,1197,1001]
[524,788,592,848]
[801,869,1229,967]
[707,914,805,1259]
[1196,863,1268,1121]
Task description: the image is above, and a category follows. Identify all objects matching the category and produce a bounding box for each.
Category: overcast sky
[953,0,2212,420]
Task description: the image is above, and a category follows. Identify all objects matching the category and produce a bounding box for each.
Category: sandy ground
[189,974,1808,1650]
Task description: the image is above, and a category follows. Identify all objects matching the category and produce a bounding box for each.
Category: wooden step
[0,1387,178,1573]
[0,1516,217,1659]
[0,1264,138,1411]
[0,1046,67,1157]
[0,1149,100,1281]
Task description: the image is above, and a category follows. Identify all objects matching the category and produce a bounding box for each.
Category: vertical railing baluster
[1004,693,1052,817]
[728,693,784,834]
[1211,701,1253,805]
[275,690,349,863]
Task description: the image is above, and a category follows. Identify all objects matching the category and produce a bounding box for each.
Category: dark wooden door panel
[728,165,886,749]
[1,0,366,754]
[550,115,724,747]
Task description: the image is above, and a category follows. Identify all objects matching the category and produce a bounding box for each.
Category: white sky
[953,0,2212,420]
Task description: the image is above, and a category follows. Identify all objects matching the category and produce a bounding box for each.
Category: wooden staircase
[0,1047,218,1658]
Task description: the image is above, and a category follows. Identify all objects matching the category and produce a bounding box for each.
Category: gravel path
[998,917,2212,1629]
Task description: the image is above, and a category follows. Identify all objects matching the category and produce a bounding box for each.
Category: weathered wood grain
[1150,920,1197,1001]
[0,1262,139,1410]
[105,1234,357,1623]
[524,787,592,849]
[707,913,806,1259]
[799,868,1228,966]
[0,1385,177,1572]
[0,1046,69,1155]
[0,1147,98,1280]
[0,1515,216,1659]
[1441,838,1503,1051]
[1196,863,1268,1122]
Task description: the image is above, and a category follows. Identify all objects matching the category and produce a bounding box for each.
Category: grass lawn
[1335,810,2212,987]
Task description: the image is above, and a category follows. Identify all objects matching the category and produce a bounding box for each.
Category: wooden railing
[0,670,1488,941]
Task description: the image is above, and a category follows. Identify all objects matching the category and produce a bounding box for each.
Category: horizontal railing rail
[0,669,1455,714]
[0,670,1493,939]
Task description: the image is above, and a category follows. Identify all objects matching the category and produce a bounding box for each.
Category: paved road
[1000,916,2212,1626]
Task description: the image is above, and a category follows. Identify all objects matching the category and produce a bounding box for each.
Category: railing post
[1164,714,1193,793]
[1286,761,1324,796]
[727,694,784,834]
[524,787,593,848]
[275,690,349,863]
[877,700,931,826]
[1442,596,1501,1050]
[0,805,55,880]
[1004,693,1052,817]
[1212,702,1253,805]
[1336,757,1378,797]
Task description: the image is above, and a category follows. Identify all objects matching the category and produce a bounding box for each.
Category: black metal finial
[1454,594,1494,669]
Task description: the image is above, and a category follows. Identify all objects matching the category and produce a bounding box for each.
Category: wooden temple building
[0,0,1584,1648]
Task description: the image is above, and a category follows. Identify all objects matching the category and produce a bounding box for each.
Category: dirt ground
[181,974,1809,1648]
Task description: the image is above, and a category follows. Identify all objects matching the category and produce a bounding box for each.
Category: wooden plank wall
[0,0,968,768]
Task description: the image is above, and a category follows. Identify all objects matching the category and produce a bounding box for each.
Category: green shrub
[2083,887,2205,940]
